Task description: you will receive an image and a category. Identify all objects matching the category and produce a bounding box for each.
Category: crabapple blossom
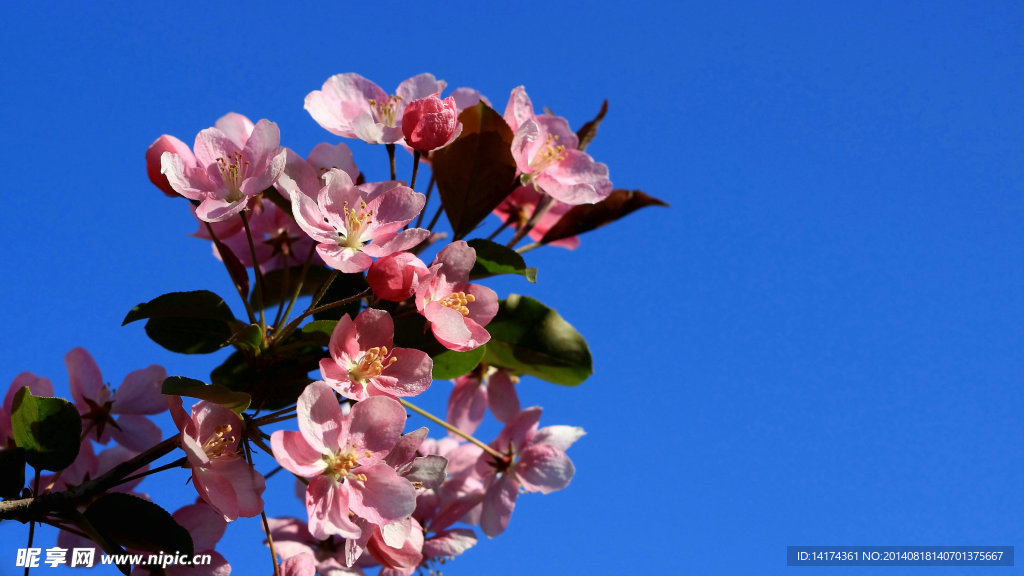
[415,241,499,351]
[161,112,287,222]
[504,86,612,205]
[286,168,429,273]
[319,308,432,401]
[305,73,446,145]
[269,383,417,540]
[169,397,266,521]
[66,347,166,452]
[401,94,461,152]
[474,407,584,537]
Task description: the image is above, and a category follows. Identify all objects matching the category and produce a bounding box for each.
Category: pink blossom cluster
[0,70,619,576]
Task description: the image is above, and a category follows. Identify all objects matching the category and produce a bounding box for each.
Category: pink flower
[269,383,417,540]
[1,372,54,448]
[161,112,287,222]
[169,397,266,522]
[414,242,499,352]
[66,348,166,452]
[286,169,430,273]
[476,408,583,537]
[503,86,612,205]
[447,368,521,436]
[146,135,195,197]
[305,73,446,145]
[493,185,580,249]
[402,94,461,152]
[366,252,429,302]
[319,309,433,402]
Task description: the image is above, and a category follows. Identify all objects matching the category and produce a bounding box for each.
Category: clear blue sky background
[1,2,1022,575]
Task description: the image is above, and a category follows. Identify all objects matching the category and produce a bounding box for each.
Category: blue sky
[1,1,1022,575]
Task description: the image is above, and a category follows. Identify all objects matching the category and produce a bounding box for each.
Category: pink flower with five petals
[475,407,584,537]
[161,112,287,222]
[286,168,429,273]
[414,242,499,352]
[319,309,433,402]
[169,397,266,522]
[66,347,166,452]
[270,383,417,540]
[503,86,612,205]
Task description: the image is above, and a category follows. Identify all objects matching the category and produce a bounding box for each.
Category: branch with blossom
[0,71,665,575]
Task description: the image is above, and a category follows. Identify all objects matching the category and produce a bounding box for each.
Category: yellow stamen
[440,292,475,316]
[528,133,567,174]
[201,424,235,459]
[324,448,368,482]
[338,200,374,249]
[350,346,397,381]
[367,94,403,127]
[214,151,250,201]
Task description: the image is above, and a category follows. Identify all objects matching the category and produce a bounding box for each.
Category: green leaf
[301,319,338,346]
[482,295,593,386]
[227,323,263,352]
[0,448,26,498]
[161,376,251,414]
[575,99,608,152]
[539,189,669,245]
[11,387,81,471]
[432,346,487,380]
[434,103,519,239]
[468,239,537,282]
[85,493,194,557]
[123,291,240,354]
[251,265,334,310]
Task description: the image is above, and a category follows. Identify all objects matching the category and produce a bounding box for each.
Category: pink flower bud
[401,94,460,151]
[146,134,195,197]
[368,252,429,301]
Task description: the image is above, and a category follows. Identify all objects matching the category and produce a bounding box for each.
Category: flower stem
[242,438,280,576]
[203,221,258,325]
[241,211,267,332]
[274,243,317,335]
[414,175,436,229]
[386,143,397,181]
[25,469,39,576]
[410,150,421,190]
[115,457,188,487]
[426,205,444,232]
[399,399,507,461]
[506,192,554,249]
